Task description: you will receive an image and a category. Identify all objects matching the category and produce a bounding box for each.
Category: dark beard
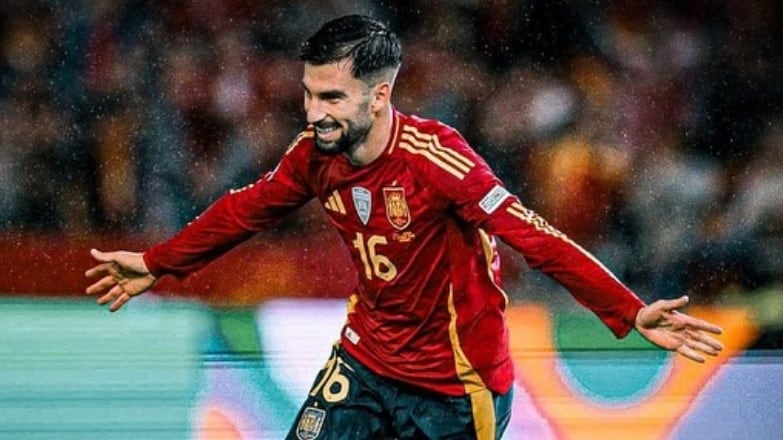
[314,120,371,156]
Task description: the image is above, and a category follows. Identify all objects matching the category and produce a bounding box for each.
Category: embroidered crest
[352,187,372,225]
[296,406,326,440]
[383,187,411,230]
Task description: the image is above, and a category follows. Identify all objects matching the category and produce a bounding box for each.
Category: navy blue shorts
[286,344,513,439]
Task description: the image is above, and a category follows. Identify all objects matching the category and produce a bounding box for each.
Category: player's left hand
[635,295,724,363]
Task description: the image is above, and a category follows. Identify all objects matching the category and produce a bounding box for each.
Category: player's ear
[371,81,392,112]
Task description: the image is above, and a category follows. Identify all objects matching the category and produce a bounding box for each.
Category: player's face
[302,60,374,155]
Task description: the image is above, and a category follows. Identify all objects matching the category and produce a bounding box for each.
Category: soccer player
[85,15,724,440]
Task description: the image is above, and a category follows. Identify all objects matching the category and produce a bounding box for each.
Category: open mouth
[315,124,340,141]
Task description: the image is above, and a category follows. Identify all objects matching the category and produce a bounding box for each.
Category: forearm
[143,194,261,279]
[490,203,645,337]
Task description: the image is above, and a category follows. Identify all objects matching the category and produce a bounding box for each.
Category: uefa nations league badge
[352,187,372,225]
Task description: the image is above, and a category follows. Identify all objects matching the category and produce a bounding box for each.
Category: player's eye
[319,92,346,103]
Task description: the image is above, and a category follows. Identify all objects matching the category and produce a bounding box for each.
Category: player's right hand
[85,249,157,312]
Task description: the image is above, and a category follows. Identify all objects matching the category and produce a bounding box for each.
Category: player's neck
[344,105,393,167]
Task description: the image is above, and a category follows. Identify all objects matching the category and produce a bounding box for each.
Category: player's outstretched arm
[85,249,157,312]
[634,295,724,363]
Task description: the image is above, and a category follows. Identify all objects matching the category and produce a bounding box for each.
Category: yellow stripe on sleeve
[402,125,476,169]
[398,141,467,180]
[506,202,624,283]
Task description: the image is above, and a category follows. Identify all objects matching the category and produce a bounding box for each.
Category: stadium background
[1,0,782,438]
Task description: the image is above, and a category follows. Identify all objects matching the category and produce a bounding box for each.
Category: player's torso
[290,113,514,395]
[311,150,451,313]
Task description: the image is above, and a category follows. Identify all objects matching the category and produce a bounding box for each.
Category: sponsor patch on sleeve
[479,184,511,214]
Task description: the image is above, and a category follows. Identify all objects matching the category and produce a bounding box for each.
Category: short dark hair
[299,15,402,82]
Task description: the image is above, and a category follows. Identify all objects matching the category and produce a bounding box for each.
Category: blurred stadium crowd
[0,0,781,341]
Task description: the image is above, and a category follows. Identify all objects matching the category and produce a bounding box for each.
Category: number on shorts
[310,353,351,403]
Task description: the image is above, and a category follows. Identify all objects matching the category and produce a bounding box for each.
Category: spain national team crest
[296,406,326,440]
[383,187,411,230]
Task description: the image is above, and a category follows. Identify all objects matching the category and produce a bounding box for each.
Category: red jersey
[144,109,645,396]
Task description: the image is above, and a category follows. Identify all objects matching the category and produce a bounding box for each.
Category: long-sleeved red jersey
[144,109,645,396]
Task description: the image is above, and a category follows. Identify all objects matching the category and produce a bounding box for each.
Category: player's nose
[305,98,327,125]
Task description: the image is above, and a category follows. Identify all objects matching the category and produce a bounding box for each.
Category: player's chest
[315,160,444,238]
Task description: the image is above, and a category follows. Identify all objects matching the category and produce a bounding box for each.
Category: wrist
[633,303,646,330]
[141,252,160,280]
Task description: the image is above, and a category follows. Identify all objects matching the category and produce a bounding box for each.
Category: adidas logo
[324,190,346,214]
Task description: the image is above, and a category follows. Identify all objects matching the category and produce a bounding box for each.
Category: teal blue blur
[554,309,671,404]
[0,298,210,440]
[2,297,782,439]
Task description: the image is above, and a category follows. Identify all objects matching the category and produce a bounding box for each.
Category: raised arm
[85,131,316,311]
[423,125,724,361]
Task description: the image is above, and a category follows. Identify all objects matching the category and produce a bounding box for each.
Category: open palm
[635,295,724,363]
[85,249,157,312]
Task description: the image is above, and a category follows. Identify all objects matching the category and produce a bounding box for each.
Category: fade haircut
[299,15,402,85]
